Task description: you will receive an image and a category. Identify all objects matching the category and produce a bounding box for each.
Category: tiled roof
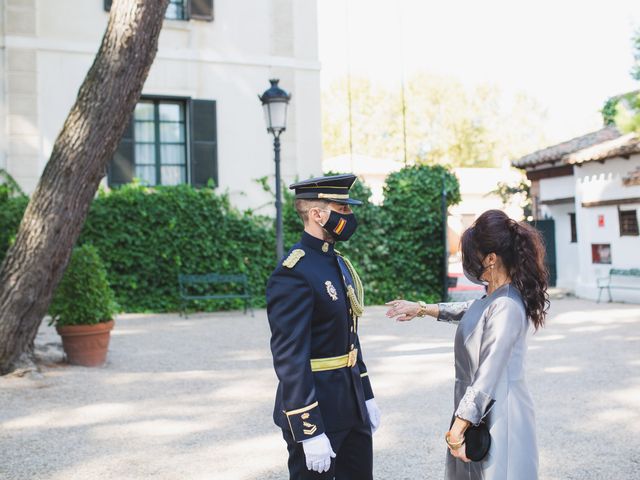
[512,127,621,168]
[565,132,640,165]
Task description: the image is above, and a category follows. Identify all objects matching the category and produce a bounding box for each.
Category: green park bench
[178,273,253,317]
[596,268,640,303]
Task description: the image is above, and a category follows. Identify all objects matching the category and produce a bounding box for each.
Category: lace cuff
[454,386,495,425]
[437,300,475,324]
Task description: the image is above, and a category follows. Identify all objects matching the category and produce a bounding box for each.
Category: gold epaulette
[283,249,305,268]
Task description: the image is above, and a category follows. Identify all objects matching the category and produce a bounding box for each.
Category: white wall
[542,202,579,291]
[2,0,323,213]
[448,168,525,253]
[0,47,6,172]
[538,174,575,202]
[535,156,640,302]
[574,155,640,302]
[538,174,578,291]
[0,0,6,172]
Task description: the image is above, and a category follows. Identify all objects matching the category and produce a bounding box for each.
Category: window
[190,0,214,20]
[108,98,217,189]
[103,0,213,21]
[591,244,612,264]
[166,0,187,20]
[569,213,577,243]
[133,100,187,186]
[619,209,639,236]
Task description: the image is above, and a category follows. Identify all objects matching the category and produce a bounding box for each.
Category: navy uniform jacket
[266,232,374,442]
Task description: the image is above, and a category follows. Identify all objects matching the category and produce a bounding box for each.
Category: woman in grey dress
[386,210,549,480]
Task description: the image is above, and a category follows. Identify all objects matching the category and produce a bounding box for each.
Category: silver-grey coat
[438,284,538,480]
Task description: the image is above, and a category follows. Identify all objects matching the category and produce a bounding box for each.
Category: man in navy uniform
[267,174,381,479]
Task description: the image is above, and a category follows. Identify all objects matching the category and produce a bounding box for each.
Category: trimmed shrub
[375,164,460,303]
[49,244,118,326]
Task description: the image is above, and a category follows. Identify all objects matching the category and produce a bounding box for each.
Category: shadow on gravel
[1,300,639,479]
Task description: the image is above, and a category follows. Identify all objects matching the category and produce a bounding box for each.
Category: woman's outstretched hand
[385,300,420,322]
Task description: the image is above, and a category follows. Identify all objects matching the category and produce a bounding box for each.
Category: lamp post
[441,173,449,302]
[259,79,291,260]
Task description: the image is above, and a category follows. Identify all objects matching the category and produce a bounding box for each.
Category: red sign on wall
[598,215,605,227]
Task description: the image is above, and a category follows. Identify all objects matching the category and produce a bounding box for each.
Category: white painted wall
[543,202,579,291]
[0,47,6,173]
[451,167,524,217]
[2,0,323,213]
[538,174,575,202]
[0,0,6,172]
[537,174,578,291]
[574,155,640,303]
[535,155,640,302]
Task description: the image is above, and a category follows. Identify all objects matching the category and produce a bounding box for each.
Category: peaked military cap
[289,174,362,205]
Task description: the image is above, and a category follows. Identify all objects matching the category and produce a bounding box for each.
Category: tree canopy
[603,28,640,132]
[322,73,549,167]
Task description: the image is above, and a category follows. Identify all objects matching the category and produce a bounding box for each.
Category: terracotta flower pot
[56,319,114,367]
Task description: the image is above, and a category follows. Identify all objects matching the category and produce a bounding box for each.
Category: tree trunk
[0,0,169,375]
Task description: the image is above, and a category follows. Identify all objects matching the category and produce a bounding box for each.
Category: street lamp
[259,79,291,260]
[441,173,449,302]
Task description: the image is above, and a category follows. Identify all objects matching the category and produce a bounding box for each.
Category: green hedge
[0,195,28,266]
[0,164,459,312]
[78,184,275,312]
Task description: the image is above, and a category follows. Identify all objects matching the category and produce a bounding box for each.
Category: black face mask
[463,265,489,287]
[322,210,358,241]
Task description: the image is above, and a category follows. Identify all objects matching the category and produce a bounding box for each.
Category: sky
[317,0,639,145]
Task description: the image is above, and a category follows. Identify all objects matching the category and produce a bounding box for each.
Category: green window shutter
[190,99,218,188]
[104,0,112,11]
[190,0,214,21]
[108,119,135,187]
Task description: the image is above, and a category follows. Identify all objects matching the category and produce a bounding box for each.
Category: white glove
[302,433,336,473]
[366,398,381,434]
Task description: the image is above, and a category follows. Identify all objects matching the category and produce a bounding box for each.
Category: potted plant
[49,244,118,367]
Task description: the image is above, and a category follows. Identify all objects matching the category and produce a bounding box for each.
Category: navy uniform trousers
[282,421,372,480]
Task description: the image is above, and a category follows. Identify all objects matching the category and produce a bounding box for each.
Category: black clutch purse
[464,421,491,461]
[449,416,491,462]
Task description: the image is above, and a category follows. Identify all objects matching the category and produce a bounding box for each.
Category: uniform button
[350,344,354,350]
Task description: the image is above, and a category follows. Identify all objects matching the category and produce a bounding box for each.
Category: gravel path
[1,298,639,479]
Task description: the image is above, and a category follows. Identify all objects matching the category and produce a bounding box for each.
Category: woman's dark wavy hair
[461,210,549,329]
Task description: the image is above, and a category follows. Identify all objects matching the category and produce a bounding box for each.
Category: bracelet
[445,432,465,450]
[417,301,428,317]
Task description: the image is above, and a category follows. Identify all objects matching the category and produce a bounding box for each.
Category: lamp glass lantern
[259,79,291,135]
[259,78,291,261]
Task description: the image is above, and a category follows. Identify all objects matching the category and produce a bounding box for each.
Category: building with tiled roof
[512,126,621,169]
[512,126,640,303]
